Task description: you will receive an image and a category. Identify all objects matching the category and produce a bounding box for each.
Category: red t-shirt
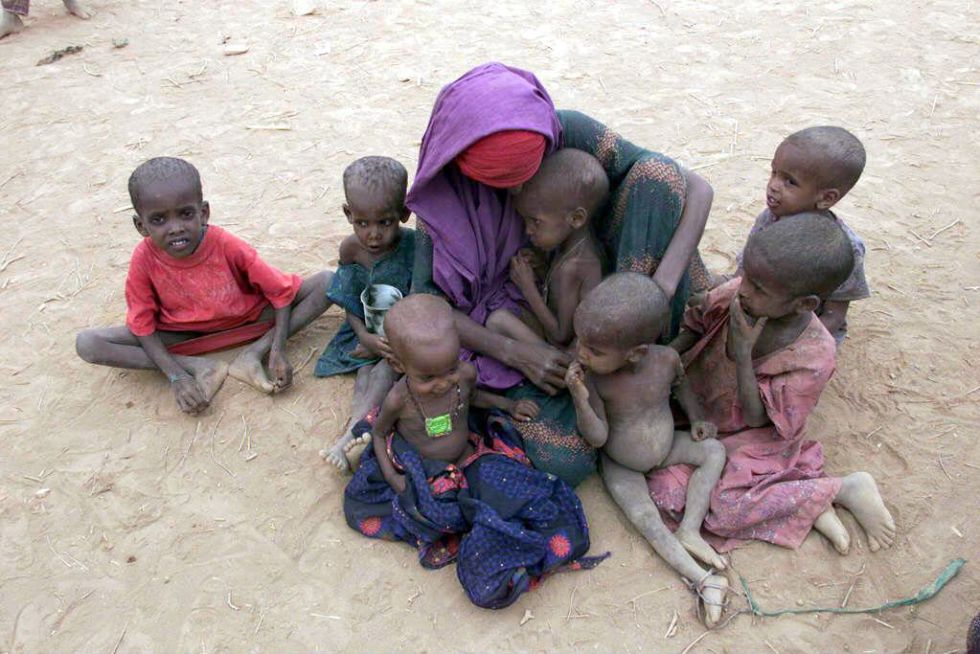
[125,225,302,336]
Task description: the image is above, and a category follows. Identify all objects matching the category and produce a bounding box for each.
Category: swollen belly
[603,409,675,473]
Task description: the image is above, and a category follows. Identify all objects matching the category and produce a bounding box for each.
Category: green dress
[315,229,416,377]
[412,112,710,485]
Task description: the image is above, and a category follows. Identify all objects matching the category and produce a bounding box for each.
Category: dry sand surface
[1,0,978,652]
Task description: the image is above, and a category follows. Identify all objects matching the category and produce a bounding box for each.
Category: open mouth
[766,195,778,208]
[169,238,190,249]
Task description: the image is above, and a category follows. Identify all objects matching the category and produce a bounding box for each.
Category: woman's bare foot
[62,0,91,18]
[344,434,370,472]
[0,11,24,38]
[675,528,727,570]
[182,357,229,401]
[228,350,274,393]
[696,574,728,628]
[834,472,896,552]
[322,427,355,471]
[814,506,851,554]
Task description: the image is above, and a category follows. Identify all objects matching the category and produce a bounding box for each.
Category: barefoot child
[1,0,89,39]
[734,126,871,344]
[343,294,607,608]
[486,148,606,348]
[650,213,896,557]
[565,272,730,627]
[76,157,332,414]
[315,157,415,471]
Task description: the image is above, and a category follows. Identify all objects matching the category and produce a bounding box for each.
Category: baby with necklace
[365,294,539,493]
[486,148,607,349]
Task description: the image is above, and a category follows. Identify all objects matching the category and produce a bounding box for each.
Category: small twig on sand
[664,610,678,638]
[294,346,318,374]
[872,617,894,629]
[862,426,883,440]
[226,592,240,610]
[110,625,127,654]
[649,0,666,17]
[764,640,780,654]
[938,455,953,480]
[238,415,249,452]
[178,421,202,468]
[679,630,711,654]
[928,218,961,241]
[209,412,234,477]
[626,585,672,607]
[0,237,25,272]
[840,562,866,608]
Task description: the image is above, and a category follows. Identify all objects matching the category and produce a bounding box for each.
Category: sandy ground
[1,0,978,652]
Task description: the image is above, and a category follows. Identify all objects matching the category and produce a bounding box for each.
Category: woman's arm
[652,168,713,299]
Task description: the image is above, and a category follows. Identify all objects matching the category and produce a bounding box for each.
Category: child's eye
[381,220,393,226]
[181,208,195,217]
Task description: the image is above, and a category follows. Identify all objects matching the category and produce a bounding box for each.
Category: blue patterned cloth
[343,410,609,609]
[314,229,415,377]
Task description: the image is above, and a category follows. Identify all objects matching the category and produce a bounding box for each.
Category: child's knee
[702,438,726,467]
[75,329,100,362]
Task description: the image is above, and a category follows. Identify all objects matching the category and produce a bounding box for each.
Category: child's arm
[471,388,540,422]
[346,311,393,360]
[135,333,210,414]
[728,295,769,428]
[510,257,594,346]
[669,350,717,441]
[371,388,407,493]
[668,328,699,355]
[817,300,849,336]
[564,361,609,448]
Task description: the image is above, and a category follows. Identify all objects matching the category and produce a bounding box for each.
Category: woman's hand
[511,340,572,395]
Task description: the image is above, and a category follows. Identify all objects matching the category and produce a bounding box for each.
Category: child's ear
[794,294,821,314]
[626,344,649,364]
[342,204,353,222]
[815,188,841,210]
[200,201,210,225]
[567,207,588,229]
[132,214,149,237]
[399,207,411,224]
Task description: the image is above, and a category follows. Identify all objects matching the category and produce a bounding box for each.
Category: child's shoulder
[338,235,364,266]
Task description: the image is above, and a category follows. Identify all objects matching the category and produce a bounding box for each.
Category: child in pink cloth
[649,213,896,555]
[76,157,332,415]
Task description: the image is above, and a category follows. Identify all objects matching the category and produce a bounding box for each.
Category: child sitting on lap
[652,213,895,564]
[316,156,415,471]
[564,272,729,627]
[343,294,607,609]
[75,157,332,414]
[733,126,871,344]
[486,148,605,348]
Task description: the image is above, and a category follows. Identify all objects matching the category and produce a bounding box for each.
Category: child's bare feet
[814,506,851,554]
[696,573,728,627]
[182,357,229,401]
[0,10,24,39]
[228,350,274,393]
[322,425,355,471]
[343,434,370,472]
[675,529,726,570]
[834,472,896,551]
[62,0,91,18]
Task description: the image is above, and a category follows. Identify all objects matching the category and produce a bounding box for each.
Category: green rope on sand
[739,558,965,618]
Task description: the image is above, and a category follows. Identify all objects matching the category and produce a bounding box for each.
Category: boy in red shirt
[76,157,332,414]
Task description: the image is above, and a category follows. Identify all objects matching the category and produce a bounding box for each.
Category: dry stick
[109,625,127,654]
[649,0,667,17]
[664,610,678,639]
[294,346,318,374]
[872,617,894,629]
[937,455,953,480]
[0,236,26,272]
[626,585,673,607]
[209,412,235,477]
[927,218,961,240]
[238,415,248,452]
[679,629,711,654]
[178,422,202,468]
[764,640,780,654]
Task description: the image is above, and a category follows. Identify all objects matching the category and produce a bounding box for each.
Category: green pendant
[425,413,452,438]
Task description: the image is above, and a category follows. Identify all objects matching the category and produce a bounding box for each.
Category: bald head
[343,156,408,210]
[745,212,855,298]
[783,126,866,195]
[523,148,609,219]
[383,293,457,358]
[574,273,669,348]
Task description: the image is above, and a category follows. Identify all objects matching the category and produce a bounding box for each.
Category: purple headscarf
[406,63,563,388]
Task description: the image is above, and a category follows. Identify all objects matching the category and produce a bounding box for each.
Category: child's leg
[485,308,545,345]
[658,432,727,570]
[828,471,896,551]
[229,271,332,392]
[600,453,728,627]
[323,360,396,470]
[61,0,90,18]
[0,8,24,38]
[75,326,228,401]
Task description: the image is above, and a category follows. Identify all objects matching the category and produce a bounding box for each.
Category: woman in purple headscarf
[408,63,713,485]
